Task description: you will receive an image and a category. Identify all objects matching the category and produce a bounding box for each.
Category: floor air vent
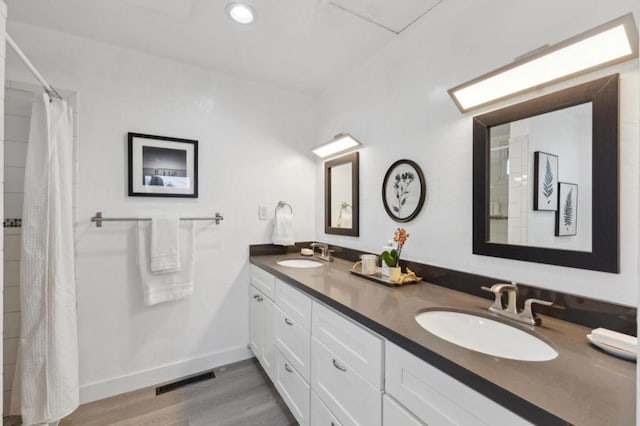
[155,370,216,395]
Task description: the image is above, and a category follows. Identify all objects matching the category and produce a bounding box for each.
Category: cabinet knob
[332,358,347,372]
[284,363,293,373]
[284,318,294,326]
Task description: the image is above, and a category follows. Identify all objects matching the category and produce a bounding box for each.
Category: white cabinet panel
[385,342,532,426]
[311,337,381,426]
[249,285,275,380]
[312,301,383,389]
[276,278,312,330]
[275,348,311,426]
[311,391,342,426]
[275,305,311,382]
[383,395,425,426]
[250,264,276,299]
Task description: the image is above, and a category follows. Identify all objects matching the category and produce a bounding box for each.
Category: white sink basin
[277,258,323,268]
[415,310,558,362]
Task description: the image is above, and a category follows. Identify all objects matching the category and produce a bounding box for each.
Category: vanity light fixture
[448,13,638,113]
[225,2,256,24]
[312,133,362,158]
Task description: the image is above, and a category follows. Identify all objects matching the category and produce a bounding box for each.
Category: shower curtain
[10,92,79,425]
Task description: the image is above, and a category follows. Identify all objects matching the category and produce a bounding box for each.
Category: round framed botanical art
[382,159,426,222]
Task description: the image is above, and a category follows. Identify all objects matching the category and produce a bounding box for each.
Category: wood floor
[58,358,297,426]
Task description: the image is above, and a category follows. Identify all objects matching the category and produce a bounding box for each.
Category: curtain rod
[6,33,63,100]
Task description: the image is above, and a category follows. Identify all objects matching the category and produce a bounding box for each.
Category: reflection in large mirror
[473,74,619,273]
[325,152,359,236]
[488,103,592,251]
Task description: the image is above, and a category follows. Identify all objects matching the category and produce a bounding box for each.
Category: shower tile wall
[2,87,31,411]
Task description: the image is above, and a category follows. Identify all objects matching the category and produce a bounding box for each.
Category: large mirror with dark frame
[473,74,619,273]
[325,152,359,236]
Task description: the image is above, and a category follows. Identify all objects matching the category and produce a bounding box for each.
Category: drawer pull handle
[253,294,260,300]
[284,363,293,373]
[332,359,347,372]
[284,318,294,326]
[257,295,263,302]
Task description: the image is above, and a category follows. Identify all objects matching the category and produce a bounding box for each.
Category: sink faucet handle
[481,282,518,312]
[521,298,554,325]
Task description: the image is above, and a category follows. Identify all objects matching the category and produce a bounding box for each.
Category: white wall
[316,0,640,307]
[5,22,317,402]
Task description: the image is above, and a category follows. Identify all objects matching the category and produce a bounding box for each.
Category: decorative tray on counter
[349,264,421,288]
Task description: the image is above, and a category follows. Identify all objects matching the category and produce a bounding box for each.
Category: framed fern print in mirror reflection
[534,151,558,211]
[556,182,578,236]
[382,159,426,223]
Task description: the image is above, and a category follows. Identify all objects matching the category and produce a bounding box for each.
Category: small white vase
[388,266,401,283]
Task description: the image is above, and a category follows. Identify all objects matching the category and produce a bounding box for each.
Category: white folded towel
[150,215,181,273]
[272,209,295,246]
[591,328,637,353]
[138,221,195,306]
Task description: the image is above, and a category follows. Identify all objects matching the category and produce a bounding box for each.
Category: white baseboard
[79,345,253,404]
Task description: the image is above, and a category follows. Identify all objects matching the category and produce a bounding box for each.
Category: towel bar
[91,212,224,228]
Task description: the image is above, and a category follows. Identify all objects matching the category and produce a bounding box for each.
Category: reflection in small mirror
[325,152,359,236]
[330,163,352,228]
[488,102,592,252]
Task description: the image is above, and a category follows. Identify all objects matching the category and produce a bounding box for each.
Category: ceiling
[4,0,442,95]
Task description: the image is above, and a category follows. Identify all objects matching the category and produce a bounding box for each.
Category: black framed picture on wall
[381,159,426,222]
[128,132,198,198]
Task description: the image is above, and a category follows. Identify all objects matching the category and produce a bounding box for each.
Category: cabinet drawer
[275,305,311,382]
[250,264,276,300]
[385,342,532,426]
[276,279,312,330]
[311,338,381,426]
[383,395,424,426]
[311,391,342,426]
[312,302,383,389]
[275,348,310,426]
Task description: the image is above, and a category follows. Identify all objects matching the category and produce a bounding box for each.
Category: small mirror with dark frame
[325,152,359,236]
[473,74,619,273]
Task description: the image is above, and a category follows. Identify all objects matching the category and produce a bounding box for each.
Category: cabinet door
[311,391,342,426]
[385,342,532,426]
[312,301,383,389]
[275,348,311,426]
[250,285,275,379]
[383,395,425,426]
[250,264,276,299]
[249,285,263,358]
[260,295,275,379]
[275,305,311,382]
[311,337,381,426]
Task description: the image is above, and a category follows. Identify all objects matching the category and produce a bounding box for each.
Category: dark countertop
[250,254,636,426]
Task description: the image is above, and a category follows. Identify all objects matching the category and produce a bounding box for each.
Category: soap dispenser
[381,240,394,277]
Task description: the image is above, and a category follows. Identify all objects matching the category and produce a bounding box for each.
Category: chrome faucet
[481,282,553,326]
[310,242,334,262]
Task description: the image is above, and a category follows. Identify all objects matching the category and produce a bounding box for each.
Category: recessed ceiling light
[226,3,255,24]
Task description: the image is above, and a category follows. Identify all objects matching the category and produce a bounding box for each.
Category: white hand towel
[272,210,295,246]
[138,221,195,306]
[150,215,181,273]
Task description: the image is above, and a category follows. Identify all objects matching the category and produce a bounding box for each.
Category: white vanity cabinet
[311,301,383,426]
[249,285,275,379]
[385,342,532,426]
[250,263,535,426]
